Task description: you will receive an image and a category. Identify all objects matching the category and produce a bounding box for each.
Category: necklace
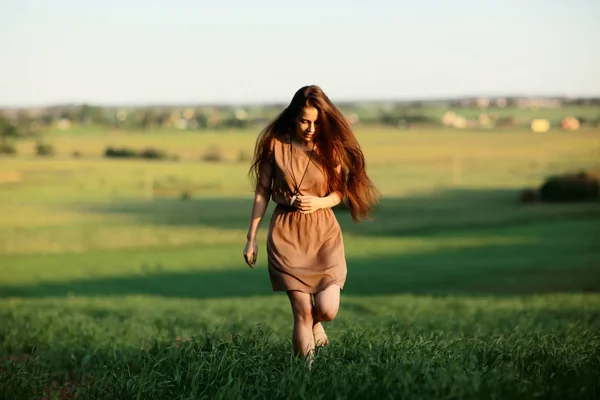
[289,133,316,206]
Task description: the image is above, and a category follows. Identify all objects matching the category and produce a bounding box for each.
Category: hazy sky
[1,0,599,106]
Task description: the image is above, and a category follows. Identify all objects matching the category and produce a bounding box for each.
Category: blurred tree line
[1,97,599,142]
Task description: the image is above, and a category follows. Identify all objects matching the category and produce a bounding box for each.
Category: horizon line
[1,93,599,110]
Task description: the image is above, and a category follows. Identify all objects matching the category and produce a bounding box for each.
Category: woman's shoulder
[273,132,291,144]
[268,133,291,151]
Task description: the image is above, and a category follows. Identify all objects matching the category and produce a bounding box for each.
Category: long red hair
[249,85,380,222]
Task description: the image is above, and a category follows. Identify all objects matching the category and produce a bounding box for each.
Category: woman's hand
[243,239,258,268]
[293,195,324,214]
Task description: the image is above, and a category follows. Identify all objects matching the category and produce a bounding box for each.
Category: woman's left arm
[319,191,342,208]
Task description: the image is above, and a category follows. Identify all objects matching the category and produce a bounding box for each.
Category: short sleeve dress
[257,134,347,294]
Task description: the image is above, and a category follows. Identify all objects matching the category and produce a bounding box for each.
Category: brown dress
[257,135,347,293]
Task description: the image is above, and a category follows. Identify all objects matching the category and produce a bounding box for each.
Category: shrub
[202,146,223,162]
[0,143,17,155]
[72,150,82,158]
[105,147,139,158]
[139,147,168,160]
[539,171,599,202]
[104,146,170,161]
[379,113,438,127]
[35,142,54,156]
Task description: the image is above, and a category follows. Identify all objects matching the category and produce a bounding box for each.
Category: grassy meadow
[1,125,600,399]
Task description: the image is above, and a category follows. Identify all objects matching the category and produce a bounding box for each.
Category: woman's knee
[314,284,341,321]
[288,291,314,323]
[316,305,338,322]
[294,304,314,323]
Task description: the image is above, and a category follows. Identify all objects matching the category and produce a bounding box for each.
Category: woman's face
[294,106,319,145]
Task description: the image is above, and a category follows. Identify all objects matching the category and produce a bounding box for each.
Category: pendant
[290,192,299,206]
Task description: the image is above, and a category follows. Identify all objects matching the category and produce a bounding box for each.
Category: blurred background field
[1,120,600,398]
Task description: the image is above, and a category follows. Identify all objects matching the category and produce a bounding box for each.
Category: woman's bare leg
[312,284,341,346]
[287,290,316,357]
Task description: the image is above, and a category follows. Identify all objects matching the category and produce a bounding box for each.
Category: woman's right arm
[244,147,273,267]
[246,190,269,244]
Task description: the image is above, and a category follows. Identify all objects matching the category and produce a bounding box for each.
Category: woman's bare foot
[313,322,329,347]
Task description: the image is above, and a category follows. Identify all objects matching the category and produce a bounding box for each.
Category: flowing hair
[249,85,380,222]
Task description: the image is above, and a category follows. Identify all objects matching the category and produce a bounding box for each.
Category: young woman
[244,85,379,359]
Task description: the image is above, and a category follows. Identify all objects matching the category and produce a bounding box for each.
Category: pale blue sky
[1,0,598,107]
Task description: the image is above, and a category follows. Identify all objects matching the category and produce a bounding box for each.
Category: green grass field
[1,126,600,399]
